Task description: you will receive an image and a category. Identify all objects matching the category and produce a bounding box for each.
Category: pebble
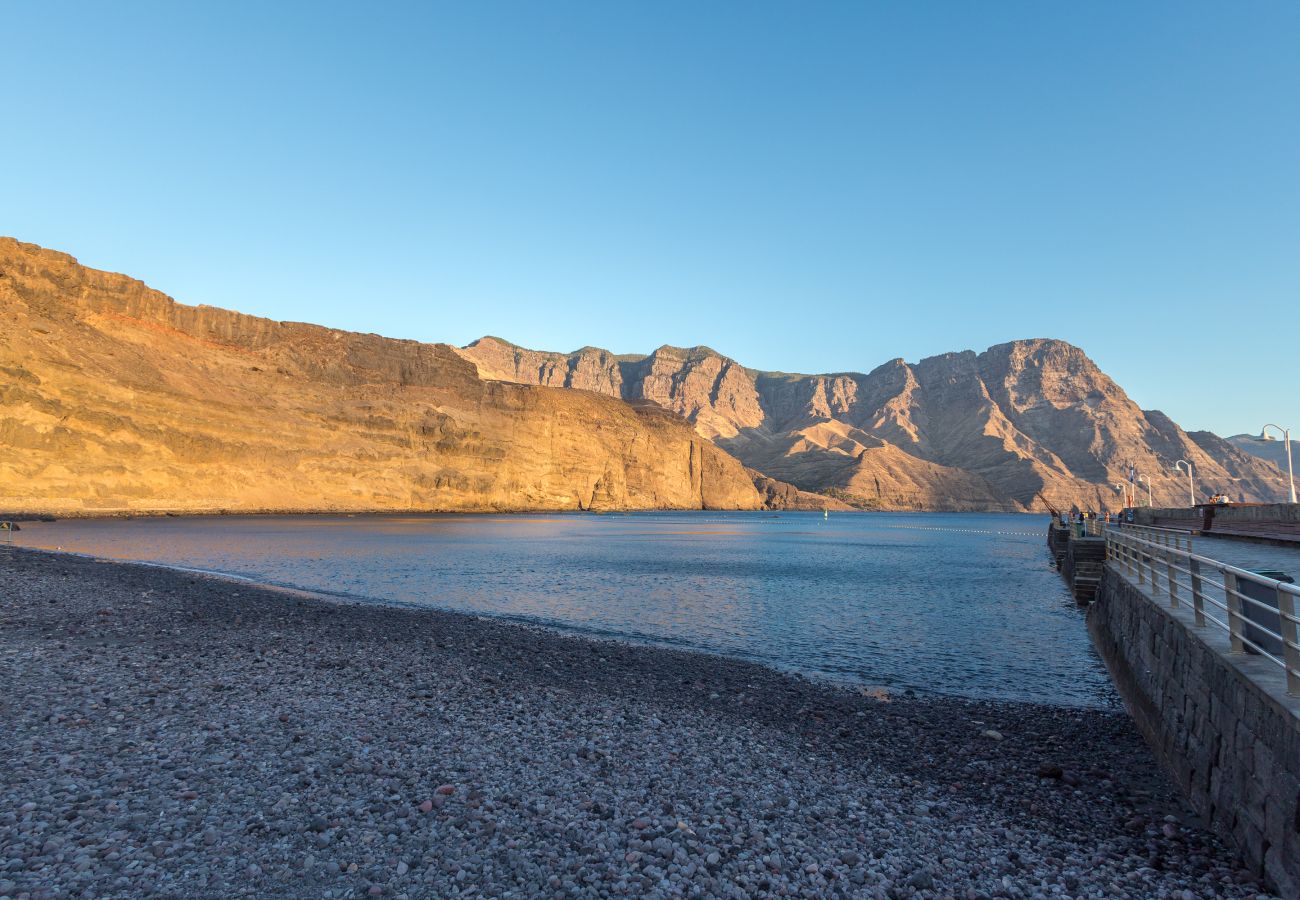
[0,549,1273,900]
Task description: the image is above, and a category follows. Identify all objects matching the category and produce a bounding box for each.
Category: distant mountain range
[456,338,1286,511]
[1227,433,1297,475]
[0,236,1289,515]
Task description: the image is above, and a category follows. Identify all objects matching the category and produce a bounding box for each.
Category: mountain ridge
[0,237,765,515]
[2,235,1285,515]
[457,335,1287,511]
[1226,433,1298,474]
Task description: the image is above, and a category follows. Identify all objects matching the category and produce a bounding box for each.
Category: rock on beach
[0,548,1274,898]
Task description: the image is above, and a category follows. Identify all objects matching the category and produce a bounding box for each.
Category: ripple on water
[17,510,1116,708]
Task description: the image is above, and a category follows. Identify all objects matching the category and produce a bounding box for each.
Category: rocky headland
[0,548,1271,898]
[0,238,762,516]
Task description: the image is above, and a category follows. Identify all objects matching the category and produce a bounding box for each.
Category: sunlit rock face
[0,238,763,515]
[459,338,1284,513]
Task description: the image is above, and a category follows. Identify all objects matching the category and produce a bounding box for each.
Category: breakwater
[1062,521,1300,894]
[1134,503,1300,545]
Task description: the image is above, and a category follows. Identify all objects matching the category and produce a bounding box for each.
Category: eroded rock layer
[0,238,762,515]
[457,337,1285,511]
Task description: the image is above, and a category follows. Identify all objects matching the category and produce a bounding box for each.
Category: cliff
[5,236,1280,516]
[458,338,1287,512]
[0,238,763,515]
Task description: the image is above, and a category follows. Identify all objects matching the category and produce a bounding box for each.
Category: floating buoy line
[874,524,1041,537]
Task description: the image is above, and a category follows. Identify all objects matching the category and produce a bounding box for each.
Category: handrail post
[1137,540,1146,585]
[1190,557,1205,627]
[1225,571,1244,653]
[1278,587,1300,697]
[1166,549,1178,608]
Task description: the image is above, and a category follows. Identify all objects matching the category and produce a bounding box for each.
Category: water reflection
[18,511,1115,707]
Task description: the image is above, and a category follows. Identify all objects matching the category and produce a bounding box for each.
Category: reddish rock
[0,237,763,517]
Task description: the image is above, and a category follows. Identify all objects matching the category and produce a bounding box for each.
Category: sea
[15,510,1118,708]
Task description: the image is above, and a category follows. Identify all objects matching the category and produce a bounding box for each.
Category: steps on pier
[1047,521,1106,603]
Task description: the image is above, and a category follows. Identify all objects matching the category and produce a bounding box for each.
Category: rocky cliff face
[0,238,763,515]
[5,236,1279,516]
[458,337,1288,511]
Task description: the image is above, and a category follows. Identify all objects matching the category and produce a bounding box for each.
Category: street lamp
[1113,482,1128,509]
[1173,460,1195,507]
[1258,425,1297,504]
[1137,473,1153,507]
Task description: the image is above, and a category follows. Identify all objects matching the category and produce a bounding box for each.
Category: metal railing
[1105,526,1300,696]
[1077,518,1194,552]
[1109,521,1195,551]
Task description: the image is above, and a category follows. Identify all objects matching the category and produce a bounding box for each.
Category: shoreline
[0,547,1268,897]
[0,507,1051,523]
[5,545,1082,711]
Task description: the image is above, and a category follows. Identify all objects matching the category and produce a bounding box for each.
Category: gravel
[0,547,1273,898]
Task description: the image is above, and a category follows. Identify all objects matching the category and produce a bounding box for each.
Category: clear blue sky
[5,2,1297,437]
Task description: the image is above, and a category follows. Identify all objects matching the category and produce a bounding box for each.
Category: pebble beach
[0,548,1271,898]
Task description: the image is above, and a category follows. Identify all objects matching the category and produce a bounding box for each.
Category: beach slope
[0,549,1267,897]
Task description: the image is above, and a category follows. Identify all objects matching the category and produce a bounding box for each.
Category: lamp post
[1137,473,1153,507]
[1173,459,1195,507]
[1259,425,1297,504]
[1113,482,1128,509]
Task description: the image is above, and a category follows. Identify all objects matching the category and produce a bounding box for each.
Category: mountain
[0,238,763,515]
[1226,433,1297,475]
[3,236,1283,516]
[457,337,1288,511]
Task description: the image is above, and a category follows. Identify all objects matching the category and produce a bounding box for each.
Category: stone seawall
[1134,504,1300,528]
[1089,567,1300,895]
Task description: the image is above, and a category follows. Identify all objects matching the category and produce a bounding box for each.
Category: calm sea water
[15,511,1116,708]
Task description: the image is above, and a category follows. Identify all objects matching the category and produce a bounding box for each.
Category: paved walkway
[1191,534,1300,579]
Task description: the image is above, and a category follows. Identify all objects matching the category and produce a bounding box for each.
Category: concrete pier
[1046,519,1105,603]
[1134,503,1300,546]
[1083,527,1300,895]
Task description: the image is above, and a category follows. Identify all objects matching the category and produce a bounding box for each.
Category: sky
[4,1,1297,437]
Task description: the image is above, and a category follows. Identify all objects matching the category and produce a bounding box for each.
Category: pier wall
[1134,503,1300,528]
[1089,568,1300,895]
